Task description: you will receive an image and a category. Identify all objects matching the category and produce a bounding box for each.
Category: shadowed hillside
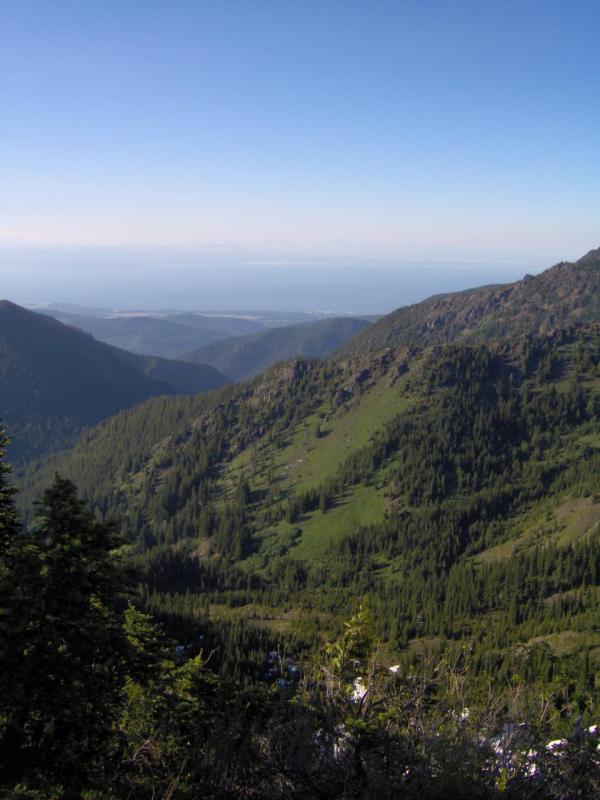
[0,301,229,462]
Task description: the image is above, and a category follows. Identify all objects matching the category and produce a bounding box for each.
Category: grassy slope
[23,327,600,573]
[220,369,414,559]
[214,336,600,588]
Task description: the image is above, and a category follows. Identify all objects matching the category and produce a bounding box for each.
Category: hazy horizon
[1,3,598,312]
[0,243,559,314]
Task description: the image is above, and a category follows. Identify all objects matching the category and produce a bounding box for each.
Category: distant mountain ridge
[182,316,372,380]
[38,308,266,358]
[0,301,229,462]
[341,248,600,354]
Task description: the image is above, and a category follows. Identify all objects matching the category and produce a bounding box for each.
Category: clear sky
[1,0,600,306]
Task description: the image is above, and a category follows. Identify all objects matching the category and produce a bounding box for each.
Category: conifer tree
[0,426,22,767]
[0,475,130,795]
[0,426,19,560]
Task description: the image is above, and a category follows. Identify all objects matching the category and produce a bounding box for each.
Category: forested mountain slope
[341,247,600,354]
[40,308,265,357]
[21,316,600,694]
[0,301,229,462]
[182,316,371,380]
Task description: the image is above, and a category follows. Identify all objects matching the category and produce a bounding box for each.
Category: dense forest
[22,324,600,686]
[5,252,600,796]
[2,446,600,798]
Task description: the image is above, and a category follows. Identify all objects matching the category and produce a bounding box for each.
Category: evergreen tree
[0,426,22,777]
[0,426,19,559]
[0,476,130,796]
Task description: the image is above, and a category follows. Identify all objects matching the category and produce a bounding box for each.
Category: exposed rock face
[341,248,600,355]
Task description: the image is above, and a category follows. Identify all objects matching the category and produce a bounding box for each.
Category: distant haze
[0,246,548,314]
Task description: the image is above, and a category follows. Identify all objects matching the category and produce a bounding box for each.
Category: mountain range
[36,304,374,361]
[17,246,600,696]
[0,300,382,464]
[37,307,266,358]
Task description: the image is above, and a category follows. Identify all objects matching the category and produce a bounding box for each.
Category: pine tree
[0,475,130,795]
[0,425,22,762]
[0,425,20,560]
[0,428,22,740]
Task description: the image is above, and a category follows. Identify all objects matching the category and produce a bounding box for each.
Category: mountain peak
[576,247,600,267]
[340,246,600,356]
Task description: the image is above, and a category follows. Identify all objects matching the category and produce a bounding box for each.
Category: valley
[19,250,600,684]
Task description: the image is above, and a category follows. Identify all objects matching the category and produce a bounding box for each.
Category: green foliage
[0,477,130,794]
[10,253,600,794]
[0,425,20,696]
[2,460,600,796]
[0,426,19,558]
[325,601,375,675]
[17,324,600,701]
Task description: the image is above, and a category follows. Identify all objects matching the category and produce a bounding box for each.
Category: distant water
[0,246,548,314]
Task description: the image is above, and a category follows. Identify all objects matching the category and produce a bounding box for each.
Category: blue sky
[1,0,600,306]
